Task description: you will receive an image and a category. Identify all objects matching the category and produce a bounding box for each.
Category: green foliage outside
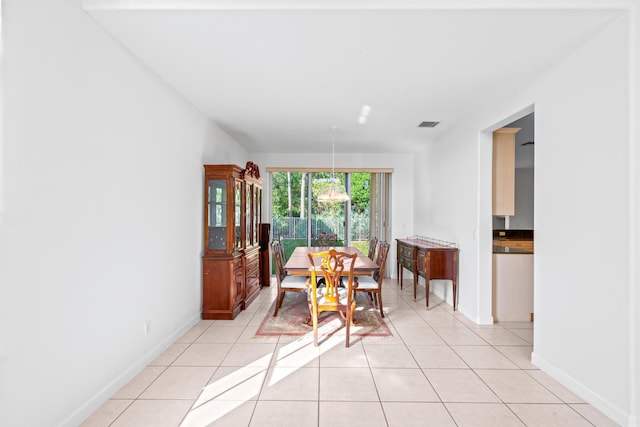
[270,171,372,275]
[271,171,371,218]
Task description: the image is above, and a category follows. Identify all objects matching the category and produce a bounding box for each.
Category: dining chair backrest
[373,241,390,282]
[271,239,286,282]
[277,236,287,265]
[315,232,337,246]
[270,239,309,316]
[308,250,355,303]
[367,237,378,260]
[353,241,390,319]
[307,249,358,347]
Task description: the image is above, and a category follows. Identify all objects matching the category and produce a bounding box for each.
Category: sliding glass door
[270,170,390,259]
[271,171,308,245]
[310,171,346,247]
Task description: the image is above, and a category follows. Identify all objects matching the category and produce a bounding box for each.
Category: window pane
[311,171,345,247]
[271,172,309,257]
[349,172,372,254]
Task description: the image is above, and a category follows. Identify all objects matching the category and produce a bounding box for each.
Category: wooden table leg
[452,251,458,311]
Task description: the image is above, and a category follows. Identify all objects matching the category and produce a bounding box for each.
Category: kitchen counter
[493,229,534,253]
[493,245,533,254]
[492,229,534,322]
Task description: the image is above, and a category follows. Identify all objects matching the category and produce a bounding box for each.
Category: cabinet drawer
[246,265,260,279]
[398,245,413,259]
[245,249,259,269]
[244,257,261,308]
[400,259,414,271]
[397,243,414,271]
[246,267,260,286]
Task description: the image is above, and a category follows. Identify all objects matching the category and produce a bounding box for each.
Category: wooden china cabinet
[202,162,263,320]
[243,161,263,309]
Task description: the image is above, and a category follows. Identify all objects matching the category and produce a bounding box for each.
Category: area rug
[255,292,392,338]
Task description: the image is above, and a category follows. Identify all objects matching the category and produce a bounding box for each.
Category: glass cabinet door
[208,179,227,250]
[253,186,260,244]
[234,179,242,251]
[246,183,252,246]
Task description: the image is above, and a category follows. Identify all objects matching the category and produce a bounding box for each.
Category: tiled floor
[81,279,620,427]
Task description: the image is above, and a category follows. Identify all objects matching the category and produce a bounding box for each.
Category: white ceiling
[84,1,621,154]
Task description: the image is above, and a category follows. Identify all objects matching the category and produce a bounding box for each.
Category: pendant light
[318,126,350,202]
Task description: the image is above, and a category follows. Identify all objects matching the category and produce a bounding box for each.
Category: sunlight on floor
[181,330,344,426]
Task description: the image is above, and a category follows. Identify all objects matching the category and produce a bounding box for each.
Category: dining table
[284,246,379,326]
[284,246,379,276]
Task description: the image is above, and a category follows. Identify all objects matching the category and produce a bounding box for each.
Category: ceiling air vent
[418,121,440,128]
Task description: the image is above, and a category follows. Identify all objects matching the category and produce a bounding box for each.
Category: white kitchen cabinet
[492,253,533,322]
[492,127,520,216]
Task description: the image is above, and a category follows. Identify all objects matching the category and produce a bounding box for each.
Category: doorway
[491,111,535,324]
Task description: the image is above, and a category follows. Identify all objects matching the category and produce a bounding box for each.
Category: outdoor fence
[272,214,370,241]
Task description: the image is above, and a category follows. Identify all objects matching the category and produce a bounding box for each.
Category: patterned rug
[255,292,392,338]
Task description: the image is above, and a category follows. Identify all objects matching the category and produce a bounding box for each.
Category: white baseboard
[59,311,202,427]
[446,302,492,326]
[531,351,631,427]
[475,312,494,325]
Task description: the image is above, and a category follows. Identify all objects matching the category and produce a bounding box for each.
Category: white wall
[416,118,492,322]
[252,151,415,279]
[531,15,631,425]
[0,1,247,426]
[415,14,635,426]
[632,5,640,426]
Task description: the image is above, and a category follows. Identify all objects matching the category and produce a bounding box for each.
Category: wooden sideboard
[396,236,459,310]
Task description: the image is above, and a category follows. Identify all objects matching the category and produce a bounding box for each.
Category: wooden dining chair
[307,249,357,347]
[367,236,378,260]
[354,241,390,318]
[316,232,337,246]
[271,240,309,316]
[277,235,287,265]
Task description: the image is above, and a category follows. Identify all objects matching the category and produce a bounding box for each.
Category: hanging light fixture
[318,126,350,203]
